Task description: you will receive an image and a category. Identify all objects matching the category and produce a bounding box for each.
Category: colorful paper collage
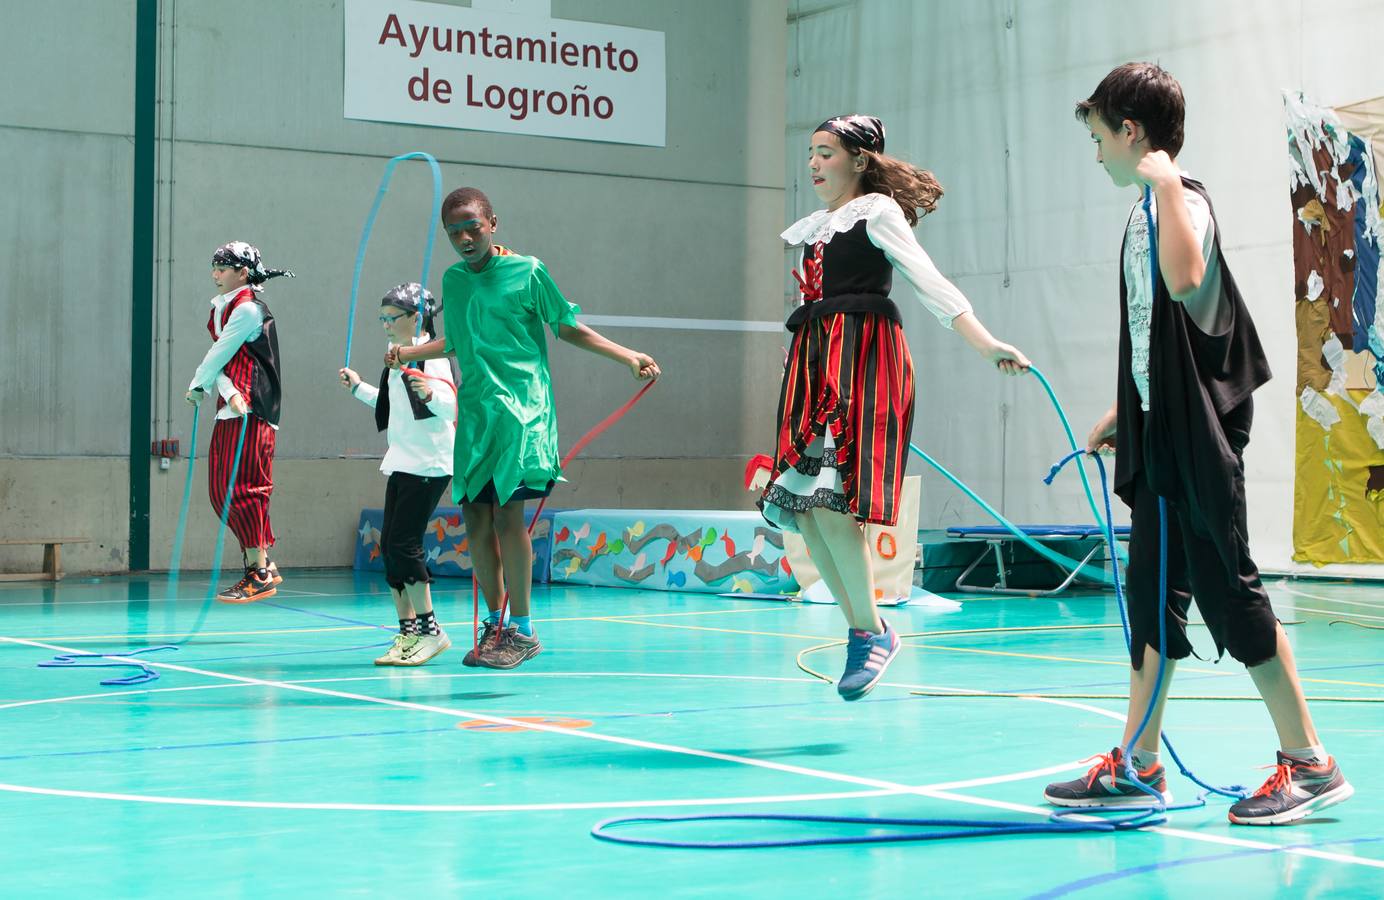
[546,509,798,594]
[1285,93,1384,564]
[353,506,557,582]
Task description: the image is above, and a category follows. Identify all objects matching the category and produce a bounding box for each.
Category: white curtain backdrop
[785,0,1384,575]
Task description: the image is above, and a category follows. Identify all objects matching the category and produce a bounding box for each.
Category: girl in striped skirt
[761,115,1030,700]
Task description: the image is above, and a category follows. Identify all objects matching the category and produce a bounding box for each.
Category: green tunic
[441,250,581,505]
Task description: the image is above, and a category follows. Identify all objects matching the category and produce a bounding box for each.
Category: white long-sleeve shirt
[188,289,273,426]
[780,192,974,328]
[350,335,457,477]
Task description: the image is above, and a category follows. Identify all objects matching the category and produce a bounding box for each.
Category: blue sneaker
[837,620,900,701]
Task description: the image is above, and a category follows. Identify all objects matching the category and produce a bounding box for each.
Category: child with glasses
[340,283,456,666]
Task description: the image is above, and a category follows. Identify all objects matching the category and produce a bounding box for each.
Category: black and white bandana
[211,241,295,287]
[814,115,886,154]
[380,282,435,316]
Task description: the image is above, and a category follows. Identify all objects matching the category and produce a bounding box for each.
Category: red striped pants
[208,415,277,551]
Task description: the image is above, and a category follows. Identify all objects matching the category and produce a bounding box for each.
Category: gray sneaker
[475,627,542,670]
[397,631,451,667]
[1044,747,1171,808]
[462,620,504,667]
[375,633,417,666]
[1228,753,1353,825]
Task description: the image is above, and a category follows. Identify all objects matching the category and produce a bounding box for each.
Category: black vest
[1115,178,1272,579]
[786,219,903,331]
[230,299,282,427]
[373,366,438,432]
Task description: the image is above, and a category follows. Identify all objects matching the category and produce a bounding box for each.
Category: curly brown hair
[854,150,944,226]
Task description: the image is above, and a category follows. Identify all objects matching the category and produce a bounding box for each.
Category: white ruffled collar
[780,193,892,246]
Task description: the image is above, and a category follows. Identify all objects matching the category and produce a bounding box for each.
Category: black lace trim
[761,483,850,516]
[792,448,840,476]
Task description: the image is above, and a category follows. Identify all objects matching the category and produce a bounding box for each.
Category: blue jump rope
[591,187,1245,848]
[344,151,444,368]
[41,152,446,685]
[46,173,1242,843]
[38,410,250,684]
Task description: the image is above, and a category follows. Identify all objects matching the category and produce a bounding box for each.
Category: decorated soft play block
[547,509,797,594]
[783,476,922,603]
[353,506,557,582]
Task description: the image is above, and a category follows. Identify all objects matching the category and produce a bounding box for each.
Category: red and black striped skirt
[763,311,914,527]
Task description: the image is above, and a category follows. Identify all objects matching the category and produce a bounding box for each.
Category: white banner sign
[344,0,666,146]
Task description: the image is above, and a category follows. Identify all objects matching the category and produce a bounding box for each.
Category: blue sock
[511,615,533,637]
[484,610,508,626]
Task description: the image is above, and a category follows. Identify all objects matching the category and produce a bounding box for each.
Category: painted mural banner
[547,509,797,595]
[344,0,666,146]
[354,505,557,582]
[1284,93,1384,564]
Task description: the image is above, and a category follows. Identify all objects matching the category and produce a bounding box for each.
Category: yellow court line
[545,606,800,624]
[908,642,1384,688]
[600,618,1384,689]
[595,617,833,642]
[28,601,1384,690]
[25,625,370,643]
[907,642,1133,668]
[23,604,799,644]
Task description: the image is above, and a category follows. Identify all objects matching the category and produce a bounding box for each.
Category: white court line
[1278,586,1384,611]
[577,314,783,333]
[0,782,899,813]
[0,762,1090,814]
[0,670,836,714]
[0,657,1086,811]
[0,597,187,608]
[0,670,829,714]
[1292,606,1384,623]
[0,587,342,609]
[911,787,1384,867]
[3,635,1380,870]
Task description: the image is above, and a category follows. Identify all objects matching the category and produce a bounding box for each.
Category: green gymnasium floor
[1,571,1380,898]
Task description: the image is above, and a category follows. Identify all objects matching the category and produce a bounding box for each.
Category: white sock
[1281,744,1326,764]
[1131,747,1160,770]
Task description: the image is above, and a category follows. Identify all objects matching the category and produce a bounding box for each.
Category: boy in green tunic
[392,187,659,669]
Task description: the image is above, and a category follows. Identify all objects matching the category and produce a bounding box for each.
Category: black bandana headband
[380,282,435,316]
[212,241,295,287]
[815,115,886,154]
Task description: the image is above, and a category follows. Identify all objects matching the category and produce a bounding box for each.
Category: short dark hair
[442,186,494,220]
[1075,62,1185,157]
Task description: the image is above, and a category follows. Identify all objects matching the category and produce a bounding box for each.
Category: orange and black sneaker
[1228,752,1353,826]
[265,560,284,585]
[1044,747,1171,808]
[215,567,277,604]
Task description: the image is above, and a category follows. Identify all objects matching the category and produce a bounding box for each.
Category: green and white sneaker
[397,631,452,666]
[1228,753,1353,826]
[375,633,418,666]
